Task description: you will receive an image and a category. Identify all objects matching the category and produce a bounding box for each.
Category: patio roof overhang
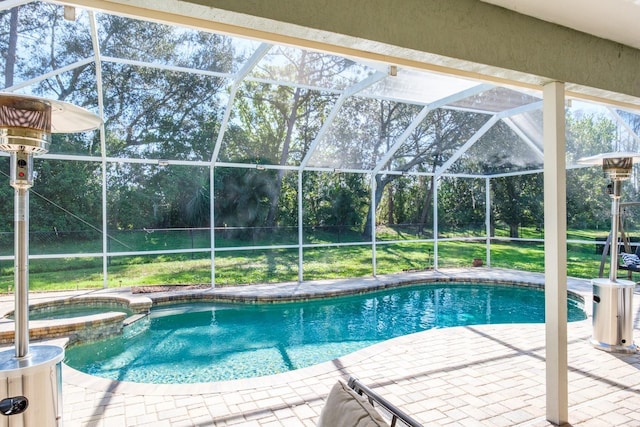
[35,0,640,181]
[58,0,640,106]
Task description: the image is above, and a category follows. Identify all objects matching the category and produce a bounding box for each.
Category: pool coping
[126,267,592,303]
[0,292,153,345]
[53,267,595,396]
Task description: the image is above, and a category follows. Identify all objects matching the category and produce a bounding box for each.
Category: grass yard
[0,227,622,292]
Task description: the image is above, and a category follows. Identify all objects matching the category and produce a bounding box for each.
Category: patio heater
[0,93,100,426]
[579,152,640,353]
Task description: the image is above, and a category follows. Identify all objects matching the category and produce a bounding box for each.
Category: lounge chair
[317,376,423,427]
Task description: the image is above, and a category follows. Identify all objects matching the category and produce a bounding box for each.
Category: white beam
[4,58,94,92]
[101,56,230,79]
[88,11,109,289]
[485,177,491,266]
[543,81,568,425]
[372,83,493,175]
[210,43,272,164]
[502,116,544,160]
[607,107,640,148]
[0,0,32,10]
[299,71,386,169]
[435,115,498,176]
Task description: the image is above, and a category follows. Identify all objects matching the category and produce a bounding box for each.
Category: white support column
[298,169,304,283]
[210,166,216,288]
[485,177,491,267]
[543,81,568,425]
[89,11,109,289]
[371,173,377,276]
[433,177,439,269]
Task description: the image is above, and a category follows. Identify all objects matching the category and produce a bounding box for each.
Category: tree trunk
[5,7,19,88]
[509,223,519,238]
[266,87,302,227]
[362,175,388,239]
[387,184,394,225]
[417,175,435,235]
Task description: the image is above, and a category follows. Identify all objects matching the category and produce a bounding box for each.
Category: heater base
[590,339,638,353]
[591,278,637,354]
[0,345,64,426]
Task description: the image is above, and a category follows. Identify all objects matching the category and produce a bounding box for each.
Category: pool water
[64,283,586,384]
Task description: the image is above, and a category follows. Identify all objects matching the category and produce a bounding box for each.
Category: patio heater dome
[0,95,51,154]
[0,93,100,143]
[578,152,640,180]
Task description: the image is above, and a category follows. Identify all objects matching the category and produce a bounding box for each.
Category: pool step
[123,313,148,327]
[123,313,150,339]
[0,312,128,345]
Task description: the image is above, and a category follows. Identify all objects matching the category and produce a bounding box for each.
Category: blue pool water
[64,283,586,384]
[23,304,132,320]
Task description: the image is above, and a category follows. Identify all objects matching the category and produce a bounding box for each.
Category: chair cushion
[621,252,640,266]
[317,380,389,427]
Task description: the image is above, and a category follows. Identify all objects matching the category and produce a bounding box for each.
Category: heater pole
[10,150,33,359]
[13,185,29,358]
[609,180,621,282]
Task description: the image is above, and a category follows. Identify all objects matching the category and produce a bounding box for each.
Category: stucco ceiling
[481,0,640,50]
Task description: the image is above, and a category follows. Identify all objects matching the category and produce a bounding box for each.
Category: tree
[30,155,102,236]
[89,15,234,232]
[362,107,489,238]
[214,166,276,240]
[0,157,12,238]
[565,113,617,229]
[2,6,18,88]
[2,5,239,235]
[491,174,542,238]
[437,177,486,232]
[299,171,369,242]
[98,12,233,160]
[1,4,102,240]
[232,47,346,227]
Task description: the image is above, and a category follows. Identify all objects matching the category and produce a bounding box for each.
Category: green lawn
[0,228,621,292]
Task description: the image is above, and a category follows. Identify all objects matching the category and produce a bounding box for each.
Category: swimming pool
[64,282,586,384]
